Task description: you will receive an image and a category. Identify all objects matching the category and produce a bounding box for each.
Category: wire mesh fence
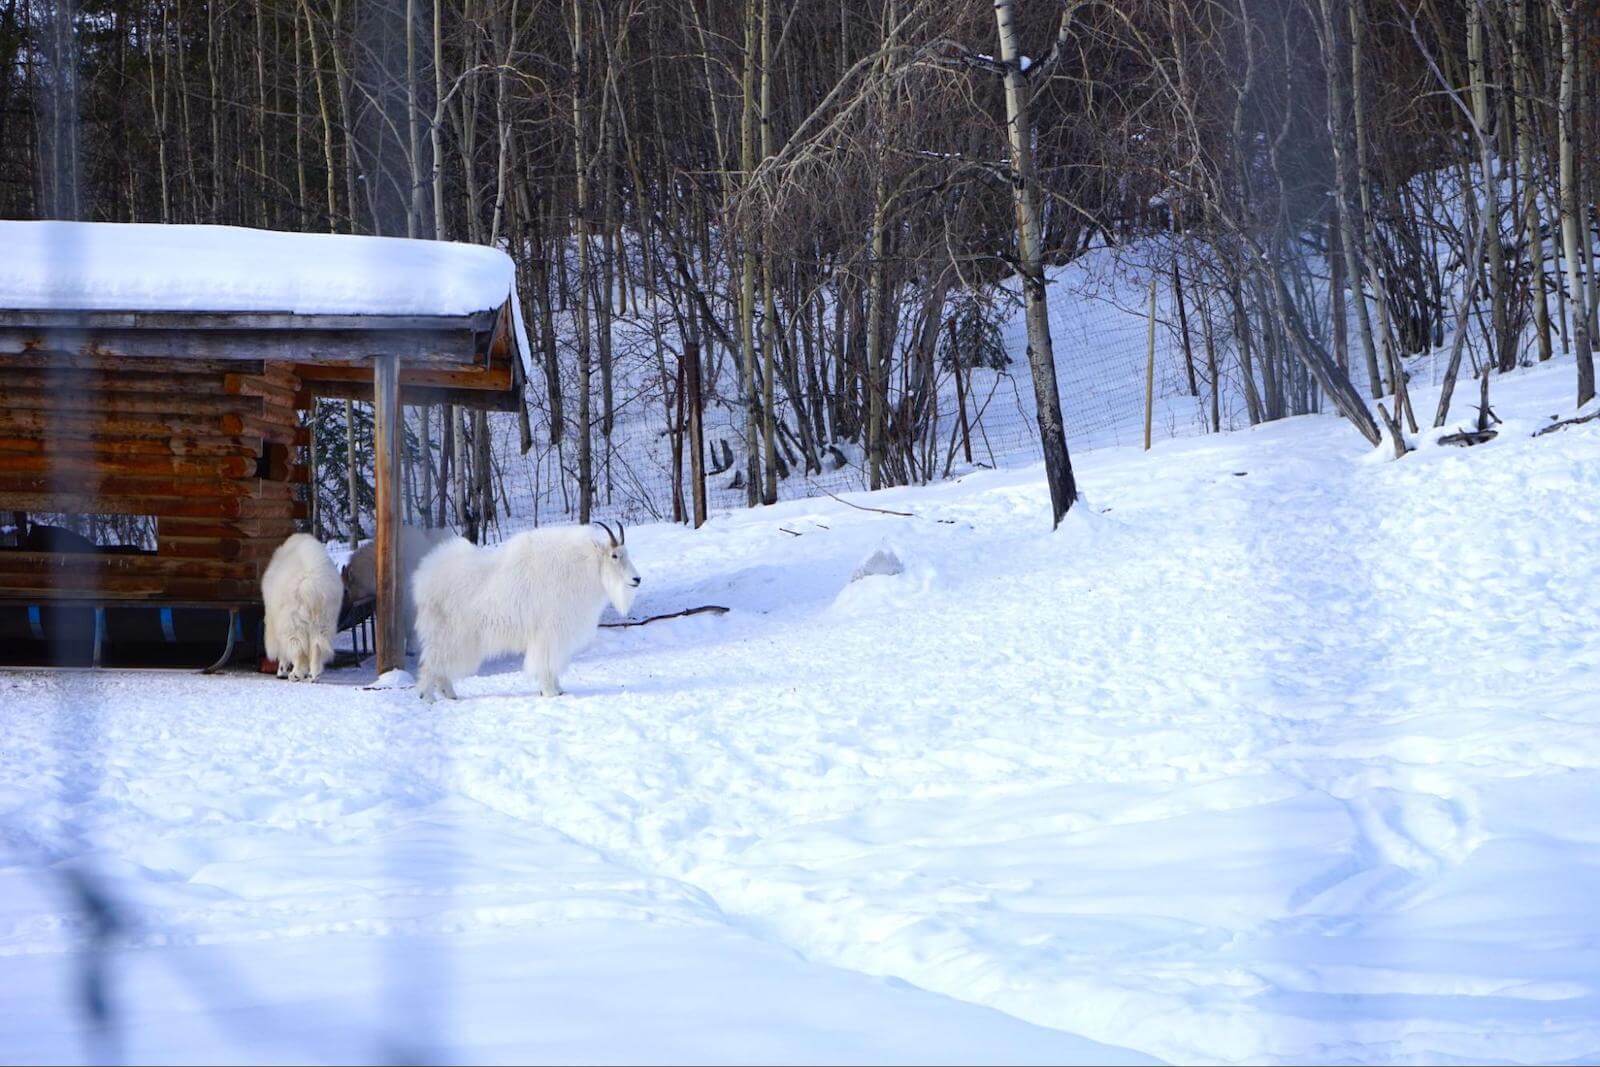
[466,246,1262,537]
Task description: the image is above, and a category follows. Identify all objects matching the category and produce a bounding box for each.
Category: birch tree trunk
[146,4,171,224]
[1552,0,1594,407]
[737,0,761,505]
[1512,0,1553,363]
[298,0,337,233]
[1469,1,1513,373]
[571,0,594,522]
[253,0,270,227]
[758,0,779,505]
[994,0,1077,524]
[405,0,422,237]
[1350,0,1412,426]
[865,162,888,491]
[1320,0,1383,398]
[431,0,446,238]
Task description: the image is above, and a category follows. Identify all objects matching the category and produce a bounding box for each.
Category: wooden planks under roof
[0,298,524,411]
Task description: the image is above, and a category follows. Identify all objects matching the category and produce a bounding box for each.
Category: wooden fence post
[1144,276,1157,452]
[685,336,707,529]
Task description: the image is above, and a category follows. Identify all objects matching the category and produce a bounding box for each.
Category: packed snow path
[3,361,1598,1064]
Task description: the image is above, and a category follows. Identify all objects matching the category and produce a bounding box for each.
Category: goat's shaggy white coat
[343,525,453,651]
[413,525,641,701]
[261,533,342,682]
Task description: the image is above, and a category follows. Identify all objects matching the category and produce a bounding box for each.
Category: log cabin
[0,221,529,673]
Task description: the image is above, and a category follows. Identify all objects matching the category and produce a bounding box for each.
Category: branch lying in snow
[1439,429,1498,447]
[821,489,915,518]
[1533,410,1600,437]
[601,605,729,629]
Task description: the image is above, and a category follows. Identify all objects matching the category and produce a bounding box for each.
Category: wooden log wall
[0,355,309,603]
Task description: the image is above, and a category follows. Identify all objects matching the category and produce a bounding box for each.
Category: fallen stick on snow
[1533,410,1600,437]
[821,488,915,518]
[601,604,730,629]
[1439,429,1498,447]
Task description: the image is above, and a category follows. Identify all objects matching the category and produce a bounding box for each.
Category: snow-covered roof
[1,221,518,319]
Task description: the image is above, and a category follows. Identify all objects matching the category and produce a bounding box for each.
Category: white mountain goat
[343,525,453,651]
[261,533,342,682]
[413,521,641,702]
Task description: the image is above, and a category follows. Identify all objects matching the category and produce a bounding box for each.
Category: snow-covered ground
[4,355,1599,1065]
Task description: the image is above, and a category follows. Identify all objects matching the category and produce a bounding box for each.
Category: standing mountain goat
[413,522,641,702]
[261,533,342,682]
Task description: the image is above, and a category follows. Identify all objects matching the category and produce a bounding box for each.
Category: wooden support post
[373,354,403,675]
[951,317,973,465]
[1144,276,1158,452]
[685,337,707,529]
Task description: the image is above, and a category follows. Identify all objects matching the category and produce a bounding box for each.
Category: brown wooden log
[0,472,267,499]
[258,398,303,427]
[0,491,244,519]
[0,387,265,417]
[252,479,297,501]
[156,537,286,562]
[258,361,302,383]
[0,410,239,439]
[0,575,258,599]
[158,537,243,561]
[0,352,265,376]
[157,517,298,540]
[0,453,254,478]
[239,497,307,520]
[0,368,232,395]
[0,551,259,580]
[0,434,263,458]
[236,415,300,444]
[223,373,302,407]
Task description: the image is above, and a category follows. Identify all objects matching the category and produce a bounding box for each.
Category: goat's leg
[525,643,563,697]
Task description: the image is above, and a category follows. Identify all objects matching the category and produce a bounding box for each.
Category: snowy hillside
[4,355,1599,1064]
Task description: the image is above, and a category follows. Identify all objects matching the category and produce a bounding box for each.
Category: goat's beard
[604,572,638,617]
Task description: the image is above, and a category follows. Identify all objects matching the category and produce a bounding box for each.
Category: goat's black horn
[592,520,616,547]
[617,522,626,545]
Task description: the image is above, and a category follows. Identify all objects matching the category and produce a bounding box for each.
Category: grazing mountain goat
[343,525,453,651]
[413,522,641,702]
[261,533,342,682]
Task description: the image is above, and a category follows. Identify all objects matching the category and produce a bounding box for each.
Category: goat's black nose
[631,577,641,586]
